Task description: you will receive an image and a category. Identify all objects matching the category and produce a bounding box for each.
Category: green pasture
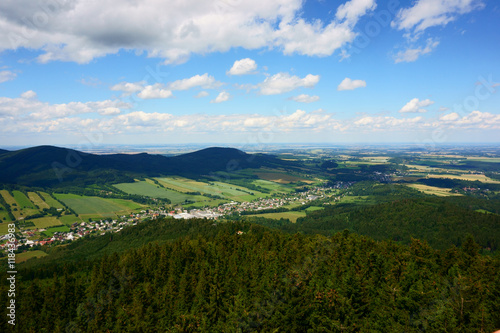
[55,193,138,217]
[114,181,209,205]
[0,204,13,222]
[245,211,306,222]
[0,222,16,235]
[27,216,63,229]
[59,214,82,225]
[252,179,293,193]
[13,191,37,209]
[44,225,71,236]
[39,192,65,209]
[16,250,48,263]
[157,177,270,201]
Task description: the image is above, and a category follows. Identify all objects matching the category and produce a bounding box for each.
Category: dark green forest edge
[0,145,500,331]
[1,219,499,332]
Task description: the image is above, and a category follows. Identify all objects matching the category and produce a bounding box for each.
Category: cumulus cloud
[399,98,434,113]
[211,91,231,103]
[110,81,145,95]
[392,0,484,34]
[0,91,130,119]
[137,84,174,99]
[337,77,366,91]
[0,70,17,83]
[0,0,377,64]
[1,93,499,139]
[195,91,209,98]
[227,58,257,75]
[394,38,439,63]
[20,90,37,99]
[440,112,460,121]
[168,73,222,91]
[110,74,222,99]
[289,94,320,103]
[259,73,320,95]
[336,0,377,25]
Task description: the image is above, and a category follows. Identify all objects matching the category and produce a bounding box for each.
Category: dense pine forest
[2,218,499,332]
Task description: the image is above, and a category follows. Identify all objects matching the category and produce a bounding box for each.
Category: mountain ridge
[0,145,290,187]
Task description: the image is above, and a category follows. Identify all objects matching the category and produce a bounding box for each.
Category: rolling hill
[0,145,293,187]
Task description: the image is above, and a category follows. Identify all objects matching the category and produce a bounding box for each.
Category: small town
[2,182,354,253]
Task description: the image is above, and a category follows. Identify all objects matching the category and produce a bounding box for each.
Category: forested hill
[0,145,290,187]
[285,198,500,251]
[3,219,499,332]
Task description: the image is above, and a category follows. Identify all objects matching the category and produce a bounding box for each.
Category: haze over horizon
[1,0,499,146]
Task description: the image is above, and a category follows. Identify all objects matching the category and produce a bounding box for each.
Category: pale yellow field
[406,184,463,197]
[28,192,50,209]
[404,164,435,171]
[0,190,22,219]
[0,190,16,206]
[426,174,500,183]
[359,156,390,163]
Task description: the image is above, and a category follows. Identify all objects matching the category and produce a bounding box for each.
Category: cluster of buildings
[3,182,354,252]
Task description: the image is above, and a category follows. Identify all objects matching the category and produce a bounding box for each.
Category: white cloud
[0,70,16,83]
[336,0,377,25]
[0,0,377,64]
[399,98,434,113]
[440,112,459,121]
[110,81,145,94]
[392,0,484,33]
[337,77,366,91]
[289,94,320,103]
[0,91,129,119]
[394,38,439,63]
[195,91,209,98]
[227,58,257,75]
[20,90,37,99]
[453,111,500,128]
[168,74,222,91]
[259,73,320,95]
[211,91,231,103]
[137,84,174,99]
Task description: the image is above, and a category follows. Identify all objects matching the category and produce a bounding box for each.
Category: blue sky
[0,0,499,147]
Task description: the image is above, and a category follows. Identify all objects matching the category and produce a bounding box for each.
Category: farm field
[12,191,37,209]
[26,216,63,229]
[156,177,270,201]
[43,225,71,237]
[305,206,324,212]
[0,190,16,206]
[0,222,16,235]
[39,192,65,209]
[55,193,141,218]
[0,204,13,222]
[254,170,312,184]
[406,184,463,197]
[359,156,390,163]
[114,181,200,204]
[466,157,500,163]
[59,214,82,225]
[0,190,39,219]
[245,211,306,222]
[28,192,50,209]
[251,179,294,193]
[16,250,47,263]
[425,173,500,183]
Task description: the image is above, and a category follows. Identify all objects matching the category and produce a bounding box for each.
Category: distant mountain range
[0,145,293,187]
